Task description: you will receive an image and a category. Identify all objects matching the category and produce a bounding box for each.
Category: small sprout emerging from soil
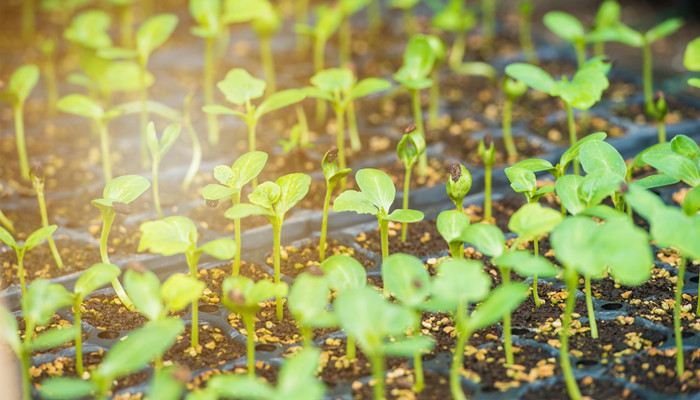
[397,128,426,241]
[320,147,352,261]
[146,122,181,219]
[30,162,63,270]
[0,224,57,297]
[649,91,668,143]
[288,270,335,347]
[437,210,471,259]
[446,162,472,212]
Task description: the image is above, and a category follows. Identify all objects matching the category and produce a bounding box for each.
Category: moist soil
[529,115,627,146]
[610,347,700,394]
[421,311,502,353]
[611,95,700,125]
[355,219,445,259]
[162,324,247,371]
[510,284,588,329]
[265,238,375,278]
[351,365,472,400]
[441,134,547,168]
[81,293,149,332]
[198,261,272,304]
[520,377,645,400]
[16,313,86,356]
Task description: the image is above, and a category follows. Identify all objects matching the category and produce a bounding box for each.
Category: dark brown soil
[81,293,149,331]
[421,312,502,353]
[625,294,700,334]
[186,363,279,391]
[16,314,86,355]
[610,347,700,394]
[442,134,547,168]
[163,324,247,370]
[611,95,700,125]
[315,336,404,386]
[0,208,45,240]
[510,284,587,329]
[529,115,627,145]
[266,239,375,278]
[521,376,645,400]
[198,261,272,304]
[589,267,676,302]
[351,364,472,399]
[355,219,446,259]
[463,194,527,233]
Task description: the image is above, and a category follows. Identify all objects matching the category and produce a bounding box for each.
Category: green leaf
[302,86,335,103]
[646,18,684,43]
[23,280,72,327]
[333,190,378,215]
[310,68,355,94]
[57,94,103,120]
[0,306,20,354]
[64,9,112,49]
[276,347,326,399]
[199,238,236,260]
[383,335,434,357]
[505,166,537,194]
[631,173,679,189]
[510,158,555,173]
[684,37,700,71]
[687,78,700,88]
[348,78,392,101]
[430,259,490,310]
[320,254,366,292]
[451,62,497,79]
[206,375,275,399]
[508,203,563,240]
[594,0,621,29]
[24,225,57,250]
[74,263,121,300]
[39,377,96,399]
[384,209,424,223]
[147,365,186,400]
[670,134,700,163]
[231,151,268,188]
[382,253,430,307]
[560,132,607,171]
[161,273,206,312]
[464,282,528,332]
[222,276,288,317]
[138,216,197,256]
[137,14,178,61]
[493,251,560,278]
[543,11,585,42]
[552,58,611,110]
[649,207,700,260]
[578,169,623,208]
[643,150,700,187]
[397,131,426,167]
[255,89,306,119]
[356,169,395,214]
[288,273,334,328]
[28,326,78,352]
[580,140,626,177]
[683,186,700,216]
[225,203,273,219]
[0,226,18,249]
[158,123,181,160]
[579,204,628,221]
[446,164,472,206]
[551,217,606,277]
[436,210,470,245]
[98,318,184,381]
[6,64,40,104]
[202,104,247,120]
[189,0,221,37]
[505,63,554,94]
[124,269,163,320]
[217,68,265,105]
[594,219,652,285]
[555,175,587,215]
[624,185,666,221]
[463,223,505,258]
[102,174,151,203]
[274,173,311,215]
[202,184,238,200]
[591,23,643,47]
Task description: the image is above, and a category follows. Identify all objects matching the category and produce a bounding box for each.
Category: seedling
[0,64,39,181]
[428,258,528,400]
[92,174,151,310]
[550,213,652,400]
[684,36,700,89]
[203,68,305,158]
[432,0,476,69]
[288,268,336,347]
[642,134,700,189]
[182,92,202,192]
[186,347,324,400]
[479,133,496,221]
[446,162,473,212]
[543,11,589,67]
[304,68,391,173]
[138,216,236,348]
[320,147,352,261]
[29,164,63,269]
[147,122,182,219]
[463,204,561,364]
[225,173,311,320]
[105,0,137,47]
[335,285,434,400]
[69,263,121,375]
[505,57,611,173]
[382,253,432,392]
[0,210,14,234]
[279,123,313,154]
[591,0,622,57]
[57,94,125,182]
[390,0,420,37]
[518,0,537,64]
[423,35,447,128]
[222,275,288,375]
[0,225,57,297]
[202,151,267,275]
[0,279,75,400]
[334,169,424,260]
[394,35,435,176]
[502,77,529,161]
[40,318,184,400]
[397,126,426,241]
[437,210,470,259]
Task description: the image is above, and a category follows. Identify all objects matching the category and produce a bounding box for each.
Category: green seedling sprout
[446,162,473,212]
[186,347,325,400]
[226,173,311,320]
[338,0,368,66]
[147,122,182,219]
[279,123,313,154]
[0,210,14,234]
[390,0,420,37]
[550,213,652,400]
[479,133,496,222]
[320,147,352,261]
[288,268,336,347]
[502,77,528,162]
[334,168,424,261]
[182,92,202,191]
[424,35,447,128]
[138,216,236,349]
[382,253,432,393]
[293,0,311,53]
[222,275,288,375]
[437,210,470,259]
[203,68,306,160]
[518,0,538,64]
[335,285,434,400]
[0,225,57,297]
[30,163,63,270]
[320,254,367,360]
[505,57,611,173]
[394,35,436,176]
[106,0,137,48]
[0,64,39,182]
[202,151,267,275]
[69,263,121,376]
[428,258,529,400]
[304,68,391,172]
[40,318,184,400]
[463,204,561,365]
[684,36,700,89]
[146,364,190,400]
[543,11,589,68]
[0,279,75,400]
[591,0,621,57]
[91,174,151,310]
[432,0,476,69]
[398,125,427,242]
[38,36,59,115]
[57,94,125,182]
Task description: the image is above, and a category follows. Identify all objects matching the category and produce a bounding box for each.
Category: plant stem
[74,300,84,376]
[347,101,361,152]
[593,41,604,58]
[182,100,202,191]
[519,4,538,64]
[346,334,356,360]
[187,251,201,349]
[319,184,333,262]
[428,69,440,129]
[100,209,135,311]
[565,102,579,175]
[295,104,309,145]
[413,309,424,393]
[380,219,389,261]
[260,35,276,95]
[21,320,35,400]
[584,274,598,339]
[449,33,466,69]
[273,219,283,321]
[314,36,327,125]
[450,301,469,400]
[503,97,517,161]
[119,4,133,48]
[367,0,381,33]
[533,238,541,307]
[339,17,351,66]
[484,164,492,222]
[642,40,653,114]
[410,89,428,177]
[657,120,666,144]
[232,192,242,276]
[574,40,586,69]
[0,210,14,234]
[561,268,582,400]
[97,120,113,183]
[139,64,149,165]
[482,0,495,58]
[294,0,310,54]
[675,255,686,377]
[244,316,256,376]
[402,8,415,38]
[248,119,259,188]
[301,326,313,348]
[450,242,462,259]
[335,106,347,190]
[400,167,412,242]
[153,159,163,219]
[204,36,219,145]
[14,105,30,181]
[17,250,27,298]
[35,181,64,269]
[500,267,514,365]
[370,354,386,400]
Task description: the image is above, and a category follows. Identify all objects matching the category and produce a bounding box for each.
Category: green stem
[139,64,149,165]
[484,165,492,221]
[340,17,351,66]
[294,0,310,53]
[181,100,202,191]
[249,119,258,188]
[450,242,462,259]
[0,210,14,234]
[574,40,586,69]
[22,0,34,43]
[675,255,686,377]
[642,41,653,114]
[482,0,495,57]
[428,69,440,128]
[368,0,381,33]
[119,5,133,49]
[18,251,27,298]
[15,105,30,181]
[658,120,666,144]
[449,33,466,69]
[314,37,327,125]
[410,89,427,177]
[295,104,309,145]
[335,106,347,190]
[519,6,537,64]
[204,36,219,145]
[413,309,424,393]
[232,192,241,276]
[533,238,541,307]
[260,35,276,95]
[370,354,386,400]
[561,268,582,400]
[153,159,162,219]
[400,167,412,242]
[565,103,579,175]
[380,219,389,260]
[74,300,84,376]
[450,301,469,400]
[301,326,313,348]
[593,41,604,58]
[500,266,514,365]
[187,252,201,349]
[21,320,35,400]
[503,97,517,161]
[100,210,134,311]
[245,316,256,376]
[36,182,64,269]
[319,184,333,262]
[97,120,113,183]
[346,334,356,360]
[347,101,361,152]
[273,219,283,321]
[584,274,598,339]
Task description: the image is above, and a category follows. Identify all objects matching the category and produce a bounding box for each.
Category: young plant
[397,126,426,241]
[446,162,473,212]
[428,258,528,400]
[91,174,151,310]
[0,279,76,400]
[518,0,538,64]
[479,133,496,221]
[335,285,434,400]
[390,0,420,37]
[40,318,183,400]
[543,11,589,67]
[333,169,424,260]
[0,64,39,181]
[57,94,125,182]
[138,216,236,348]
[424,35,447,128]
[502,77,529,161]
[437,210,471,259]
[0,225,57,297]
[550,213,652,400]
[642,134,700,190]
[463,204,561,365]
[222,275,288,375]
[69,263,121,376]
[591,0,622,57]
[288,268,336,347]
[382,253,432,393]
[320,147,352,261]
[239,0,282,94]
[202,151,267,275]
[203,68,305,157]
[0,209,15,234]
[182,92,202,191]
[225,173,311,320]
[29,164,63,269]
[685,36,700,89]
[147,122,181,219]
[105,0,137,48]
[432,0,476,69]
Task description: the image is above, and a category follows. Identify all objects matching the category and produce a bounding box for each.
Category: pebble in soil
[521,376,645,400]
[162,324,247,371]
[351,363,473,400]
[266,239,375,279]
[198,261,272,304]
[610,347,700,394]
